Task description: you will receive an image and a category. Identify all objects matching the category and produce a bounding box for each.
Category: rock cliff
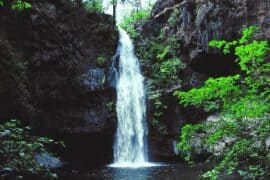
[136,0,270,159]
[149,0,270,62]
[0,0,118,132]
[0,0,118,164]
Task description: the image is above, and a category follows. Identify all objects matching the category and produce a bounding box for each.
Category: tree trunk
[113,0,116,25]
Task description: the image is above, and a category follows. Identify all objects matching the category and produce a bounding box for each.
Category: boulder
[35,152,63,169]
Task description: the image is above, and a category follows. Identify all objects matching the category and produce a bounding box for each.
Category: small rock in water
[1,167,13,173]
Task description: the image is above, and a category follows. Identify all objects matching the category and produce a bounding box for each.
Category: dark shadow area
[58,133,114,168]
[191,54,239,77]
[34,129,115,169]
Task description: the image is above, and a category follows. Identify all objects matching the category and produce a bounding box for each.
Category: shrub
[83,0,103,13]
[159,58,185,86]
[0,119,62,179]
[174,26,270,179]
[97,56,107,67]
[120,10,150,38]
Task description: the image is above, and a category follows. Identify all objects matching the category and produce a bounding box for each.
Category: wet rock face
[138,0,270,159]
[0,0,118,135]
[81,68,106,92]
[150,0,270,61]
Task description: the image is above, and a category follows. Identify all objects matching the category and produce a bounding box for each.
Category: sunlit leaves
[235,40,269,74]
[239,26,258,44]
[174,75,241,112]
[0,0,31,11]
[175,26,270,179]
[177,124,204,162]
[11,0,31,11]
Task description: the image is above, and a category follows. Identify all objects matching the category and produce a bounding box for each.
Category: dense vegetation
[0,120,61,179]
[174,26,270,179]
[120,10,150,38]
[83,0,103,13]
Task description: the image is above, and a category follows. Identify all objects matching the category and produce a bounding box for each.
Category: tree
[113,0,116,24]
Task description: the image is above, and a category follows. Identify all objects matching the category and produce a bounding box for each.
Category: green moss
[106,101,114,112]
[96,56,107,67]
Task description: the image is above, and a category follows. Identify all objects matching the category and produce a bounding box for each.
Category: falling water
[111,28,149,167]
[102,0,158,168]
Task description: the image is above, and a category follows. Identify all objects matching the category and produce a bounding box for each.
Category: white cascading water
[112,28,148,167]
[103,0,158,168]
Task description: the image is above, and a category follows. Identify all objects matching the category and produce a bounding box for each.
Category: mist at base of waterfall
[108,162,163,169]
[58,163,206,180]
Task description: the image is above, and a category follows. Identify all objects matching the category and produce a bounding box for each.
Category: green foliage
[0,0,31,11]
[177,124,203,162]
[0,0,32,12]
[135,27,183,132]
[175,26,270,179]
[137,29,183,89]
[235,40,269,74]
[148,90,168,134]
[106,101,114,112]
[11,0,31,11]
[159,58,185,86]
[202,139,252,180]
[120,10,150,38]
[157,46,170,61]
[84,0,103,13]
[96,56,107,67]
[0,119,61,179]
[168,9,180,26]
[239,26,258,44]
[174,75,241,112]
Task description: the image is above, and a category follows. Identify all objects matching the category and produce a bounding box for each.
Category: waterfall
[112,28,149,167]
[103,0,158,168]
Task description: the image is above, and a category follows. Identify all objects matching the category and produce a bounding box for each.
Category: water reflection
[106,164,203,180]
[59,164,205,180]
[112,167,153,180]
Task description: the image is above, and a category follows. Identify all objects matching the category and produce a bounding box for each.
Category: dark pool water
[59,163,205,180]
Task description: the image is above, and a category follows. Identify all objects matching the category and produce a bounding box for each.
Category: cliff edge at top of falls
[0,0,118,135]
[145,0,270,61]
[133,0,270,159]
